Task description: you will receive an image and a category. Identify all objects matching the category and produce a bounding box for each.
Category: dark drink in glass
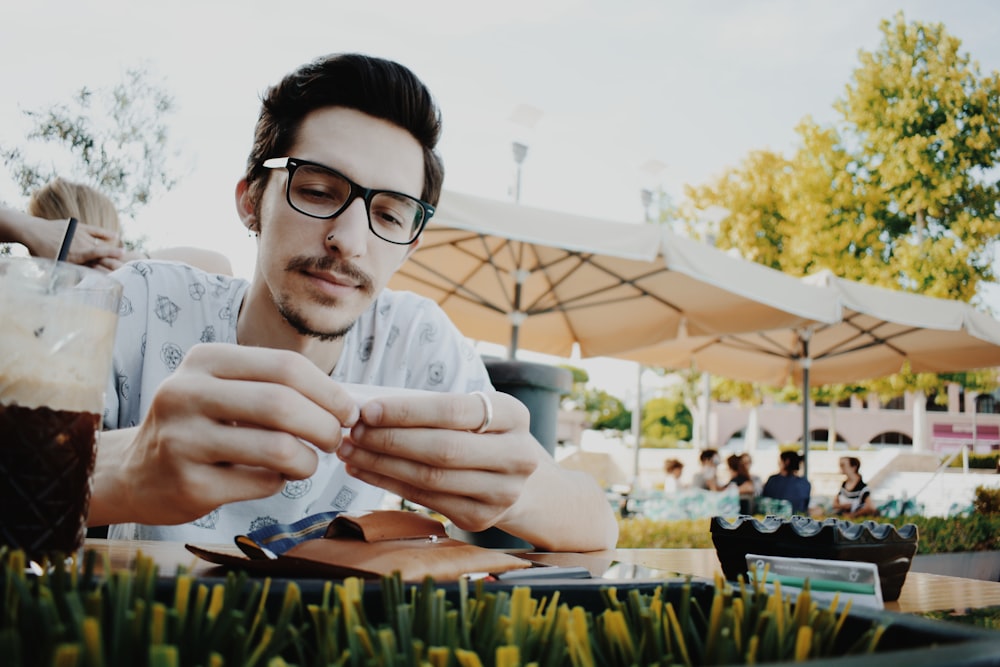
[0,257,121,562]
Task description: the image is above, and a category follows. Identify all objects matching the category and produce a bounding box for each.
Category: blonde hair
[27,178,121,241]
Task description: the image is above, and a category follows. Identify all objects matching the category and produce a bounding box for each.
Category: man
[89,53,617,552]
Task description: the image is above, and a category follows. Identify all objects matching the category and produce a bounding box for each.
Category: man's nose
[325,198,369,256]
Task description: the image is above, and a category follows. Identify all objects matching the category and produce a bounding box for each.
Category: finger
[161,367,347,454]
[184,343,361,430]
[92,257,125,272]
[361,390,524,433]
[341,462,511,531]
[348,423,535,473]
[79,224,119,243]
[340,437,526,498]
[71,240,122,265]
[170,463,290,523]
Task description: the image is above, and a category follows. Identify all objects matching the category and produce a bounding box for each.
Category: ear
[235,179,258,232]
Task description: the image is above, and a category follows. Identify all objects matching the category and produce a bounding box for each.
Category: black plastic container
[711,515,918,601]
[167,573,1000,666]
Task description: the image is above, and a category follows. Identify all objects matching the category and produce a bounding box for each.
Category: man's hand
[338,390,619,552]
[339,391,536,530]
[91,344,361,526]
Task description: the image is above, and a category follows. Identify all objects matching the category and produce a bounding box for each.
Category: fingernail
[343,405,361,428]
[362,402,382,424]
[338,443,354,459]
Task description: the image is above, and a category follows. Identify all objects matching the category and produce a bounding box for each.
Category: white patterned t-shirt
[102,260,490,542]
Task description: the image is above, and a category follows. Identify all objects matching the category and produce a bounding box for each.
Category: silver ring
[471,390,493,433]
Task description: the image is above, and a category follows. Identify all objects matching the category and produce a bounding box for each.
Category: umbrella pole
[631,364,643,486]
[800,333,812,481]
[508,271,527,359]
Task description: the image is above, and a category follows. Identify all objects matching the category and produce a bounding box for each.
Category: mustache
[285,255,375,294]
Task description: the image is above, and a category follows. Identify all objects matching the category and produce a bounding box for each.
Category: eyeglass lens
[289,164,425,243]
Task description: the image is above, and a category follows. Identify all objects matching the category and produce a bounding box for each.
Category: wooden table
[84,539,1000,615]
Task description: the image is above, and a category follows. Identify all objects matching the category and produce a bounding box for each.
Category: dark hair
[699,449,719,464]
[779,450,802,473]
[726,454,741,473]
[664,458,684,473]
[244,53,444,213]
[842,456,861,472]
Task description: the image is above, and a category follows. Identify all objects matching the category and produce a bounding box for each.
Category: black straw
[56,217,79,262]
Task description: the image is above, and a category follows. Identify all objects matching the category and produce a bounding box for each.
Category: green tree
[641,392,693,448]
[684,13,1000,405]
[558,364,630,432]
[690,12,1000,301]
[836,13,1000,300]
[1,65,183,221]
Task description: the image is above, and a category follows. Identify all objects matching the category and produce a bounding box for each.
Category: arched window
[810,429,847,443]
[870,432,913,446]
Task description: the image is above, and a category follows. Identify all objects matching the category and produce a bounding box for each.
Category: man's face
[248,107,423,340]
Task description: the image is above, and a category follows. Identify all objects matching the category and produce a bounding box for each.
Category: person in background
[761,450,811,514]
[832,456,877,517]
[662,458,684,493]
[725,453,761,495]
[690,449,722,491]
[27,178,233,275]
[726,453,762,514]
[0,205,122,265]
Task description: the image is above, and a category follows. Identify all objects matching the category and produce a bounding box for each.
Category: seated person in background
[725,453,761,495]
[27,178,233,275]
[690,449,722,491]
[832,456,877,518]
[726,453,762,514]
[762,450,811,514]
[662,458,684,493]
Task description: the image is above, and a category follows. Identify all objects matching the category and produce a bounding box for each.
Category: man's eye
[299,186,335,200]
[373,208,405,228]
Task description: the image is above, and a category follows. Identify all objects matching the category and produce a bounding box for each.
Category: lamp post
[506,105,542,359]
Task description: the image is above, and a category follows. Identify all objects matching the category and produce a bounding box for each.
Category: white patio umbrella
[390,193,842,491]
[389,190,842,359]
[618,268,1000,477]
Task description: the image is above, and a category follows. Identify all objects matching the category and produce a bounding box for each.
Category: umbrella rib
[397,262,508,314]
[810,315,918,361]
[399,235,517,314]
[525,254,686,316]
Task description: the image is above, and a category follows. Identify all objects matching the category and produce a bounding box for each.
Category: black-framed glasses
[262,156,434,245]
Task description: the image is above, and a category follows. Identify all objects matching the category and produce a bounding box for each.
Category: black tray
[711,515,918,601]
[153,571,1000,666]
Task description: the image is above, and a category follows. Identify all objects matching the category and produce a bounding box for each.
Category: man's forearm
[499,459,618,552]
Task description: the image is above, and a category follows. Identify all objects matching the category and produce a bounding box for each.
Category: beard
[275,254,376,341]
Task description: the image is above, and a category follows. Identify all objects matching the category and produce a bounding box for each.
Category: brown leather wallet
[186,510,533,581]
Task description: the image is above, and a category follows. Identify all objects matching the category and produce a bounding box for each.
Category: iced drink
[0,257,121,561]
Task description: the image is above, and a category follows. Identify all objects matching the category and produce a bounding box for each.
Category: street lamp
[512,141,529,203]
[506,105,542,358]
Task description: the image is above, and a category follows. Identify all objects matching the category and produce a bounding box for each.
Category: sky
[2,0,999,399]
